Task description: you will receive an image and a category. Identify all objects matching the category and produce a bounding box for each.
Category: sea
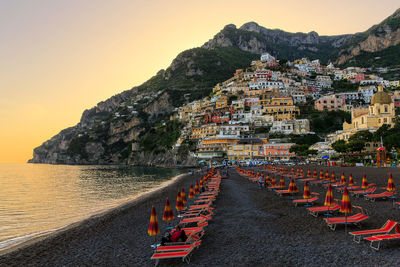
[0,163,188,251]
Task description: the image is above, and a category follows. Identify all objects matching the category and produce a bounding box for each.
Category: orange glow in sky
[0,0,399,162]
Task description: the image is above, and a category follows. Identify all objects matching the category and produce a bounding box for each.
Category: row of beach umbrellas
[148,170,215,240]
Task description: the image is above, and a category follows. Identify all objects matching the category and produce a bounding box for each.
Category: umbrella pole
[345,214,348,236]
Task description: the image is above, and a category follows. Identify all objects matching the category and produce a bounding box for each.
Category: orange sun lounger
[151,241,200,266]
[351,186,376,197]
[307,204,340,217]
[349,220,398,243]
[324,213,369,230]
[293,196,318,206]
[365,233,400,250]
[364,191,395,202]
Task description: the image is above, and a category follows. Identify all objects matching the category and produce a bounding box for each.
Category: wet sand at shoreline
[0,165,399,266]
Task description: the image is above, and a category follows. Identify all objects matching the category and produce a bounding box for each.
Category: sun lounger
[293,196,318,206]
[324,213,369,230]
[336,186,359,192]
[180,214,210,225]
[351,187,376,197]
[349,220,398,243]
[364,191,395,202]
[307,204,340,217]
[365,233,400,250]
[298,178,316,182]
[151,241,200,266]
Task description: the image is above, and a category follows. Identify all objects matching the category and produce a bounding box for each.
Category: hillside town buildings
[171,53,400,164]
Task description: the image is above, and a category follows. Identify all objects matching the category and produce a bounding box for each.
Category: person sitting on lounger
[161,225,187,245]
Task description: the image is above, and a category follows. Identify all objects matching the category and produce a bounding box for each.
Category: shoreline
[0,172,188,257]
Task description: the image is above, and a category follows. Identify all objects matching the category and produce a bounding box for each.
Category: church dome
[371,86,392,105]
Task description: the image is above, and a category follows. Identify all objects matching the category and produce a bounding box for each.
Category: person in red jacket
[161,225,187,245]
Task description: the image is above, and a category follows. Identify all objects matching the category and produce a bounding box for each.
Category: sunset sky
[1,0,399,163]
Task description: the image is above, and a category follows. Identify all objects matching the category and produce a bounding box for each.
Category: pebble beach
[1,165,400,266]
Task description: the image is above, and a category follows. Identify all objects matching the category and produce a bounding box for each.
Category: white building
[270,119,310,135]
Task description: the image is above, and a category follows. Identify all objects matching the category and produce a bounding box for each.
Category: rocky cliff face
[202,23,351,63]
[337,9,400,64]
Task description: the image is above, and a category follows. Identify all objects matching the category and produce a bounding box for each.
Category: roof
[371,87,392,105]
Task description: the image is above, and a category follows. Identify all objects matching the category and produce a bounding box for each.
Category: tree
[347,140,365,153]
[332,140,347,154]
[349,130,373,142]
[289,144,310,157]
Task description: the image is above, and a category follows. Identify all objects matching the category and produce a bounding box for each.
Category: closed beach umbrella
[181,188,187,205]
[330,171,336,183]
[176,191,184,211]
[303,181,311,199]
[307,169,312,177]
[194,180,200,194]
[340,172,346,185]
[270,176,277,187]
[266,173,271,184]
[162,198,174,222]
[288,178,298,193]
[387,173,396,192]
[325,170,330,180]
[340,187,352,214]
[361,174,368,189]
[313,169,318,178]
[348,173,355,186]
[319,170,324,180]
[291,167,295,175]
[324,184,335,207]
[300,169,304,177]
[188,185,195,199]
[339,187,352,234]
[278,176,286,188]
[148,206,160,237]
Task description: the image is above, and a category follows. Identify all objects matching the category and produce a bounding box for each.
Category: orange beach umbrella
[162,198,174,222]
[324,184,335,207]
[288,178,298,193]
[181,188,187,205]
[340,172,346,185]
[270,176,277,187]
[348,173,355,186]
[303,181,311,199]
[188,185,195,199]
[330,171,336,183]
[266,173,271,184]
[148,206,160,237]
[340,187,352,234]
[325,170,330,180]
[361,174,368,189]
[307,169,312,177]
[278,176,286,188]
[176,191,184,211]
[340,187,352,214]
[313,169,317,178]
[194,180,200,194]
[319,170,324,180]
[387,173,396,192]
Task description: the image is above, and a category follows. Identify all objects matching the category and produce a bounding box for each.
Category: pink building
[314,94,345,111]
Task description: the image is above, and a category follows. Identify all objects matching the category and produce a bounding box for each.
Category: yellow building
[191,124,220,140]
[227,138,268,161]
[260,97,299,121]
[216,95,228,109]
[196,137,238,159]
[337,86,396,141]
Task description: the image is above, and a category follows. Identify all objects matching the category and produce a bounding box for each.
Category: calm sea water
[0,163,188,251]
